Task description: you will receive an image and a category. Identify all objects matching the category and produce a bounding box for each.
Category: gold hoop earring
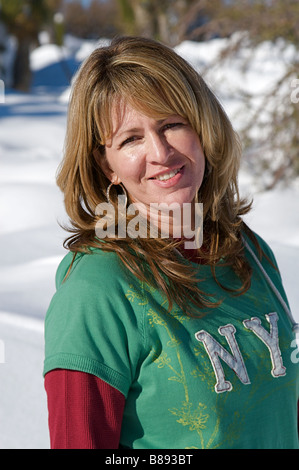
[106,182,128,206]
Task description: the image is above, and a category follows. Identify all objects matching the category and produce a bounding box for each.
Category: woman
[44,36,299,449]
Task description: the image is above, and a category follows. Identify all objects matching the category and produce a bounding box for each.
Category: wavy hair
[57,36,256,314]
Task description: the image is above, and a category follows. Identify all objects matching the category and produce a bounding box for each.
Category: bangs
[93,64,197,146]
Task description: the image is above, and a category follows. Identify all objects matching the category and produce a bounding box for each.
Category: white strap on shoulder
[242,236,299,334]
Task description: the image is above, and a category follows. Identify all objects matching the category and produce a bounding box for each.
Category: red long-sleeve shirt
[44,369,125,449]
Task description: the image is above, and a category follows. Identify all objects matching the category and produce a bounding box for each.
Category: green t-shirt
[43,234,299,449]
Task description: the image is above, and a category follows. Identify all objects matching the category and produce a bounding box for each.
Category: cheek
[186,139,205,168]
[119,151,145,178]
[173,130,203,158]
[196,148,205,168]
[107,156,144,187]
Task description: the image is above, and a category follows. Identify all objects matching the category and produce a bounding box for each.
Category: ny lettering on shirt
[195,312,286,393]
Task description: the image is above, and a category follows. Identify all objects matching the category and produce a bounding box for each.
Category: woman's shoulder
[55,247,129,290]
[47,247,144,331]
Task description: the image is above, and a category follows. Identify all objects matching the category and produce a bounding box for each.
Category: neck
[129,200,203,249]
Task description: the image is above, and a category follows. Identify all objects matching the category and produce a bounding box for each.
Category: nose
[147,131,174,164]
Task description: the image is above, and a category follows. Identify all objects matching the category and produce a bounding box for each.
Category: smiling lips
[150,166,184,182]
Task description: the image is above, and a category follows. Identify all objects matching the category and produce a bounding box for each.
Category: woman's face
[102,102,205,209]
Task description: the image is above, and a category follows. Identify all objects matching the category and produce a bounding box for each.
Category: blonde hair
[57,36,255,314]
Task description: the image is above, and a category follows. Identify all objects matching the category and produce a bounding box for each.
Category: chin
[166,191,196,206]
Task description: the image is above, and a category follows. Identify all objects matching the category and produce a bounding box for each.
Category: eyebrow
[117,127,142,137]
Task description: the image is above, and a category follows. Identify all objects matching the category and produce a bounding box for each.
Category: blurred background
[1,0,299,186]
[0,0,298,449]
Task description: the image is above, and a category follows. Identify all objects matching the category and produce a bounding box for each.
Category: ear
[93,149,120,184]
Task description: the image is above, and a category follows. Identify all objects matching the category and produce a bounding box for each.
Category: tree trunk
[12,36,32,92]
[133,1,155,38]
[157,11,171,44]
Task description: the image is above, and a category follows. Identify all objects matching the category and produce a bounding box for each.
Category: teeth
[155,168,180,181]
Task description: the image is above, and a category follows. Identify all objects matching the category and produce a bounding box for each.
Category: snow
[30,44,71,71]
[0,35,298,449]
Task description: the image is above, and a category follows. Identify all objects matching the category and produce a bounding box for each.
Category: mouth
[150,166,184,182]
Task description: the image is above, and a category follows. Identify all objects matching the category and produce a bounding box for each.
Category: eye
[119,136,139,148]
[163,122,184,131]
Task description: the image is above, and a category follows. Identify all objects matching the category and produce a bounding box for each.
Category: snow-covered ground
[0,36,298,449]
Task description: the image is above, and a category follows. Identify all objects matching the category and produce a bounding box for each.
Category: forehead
[106,98,173,139]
